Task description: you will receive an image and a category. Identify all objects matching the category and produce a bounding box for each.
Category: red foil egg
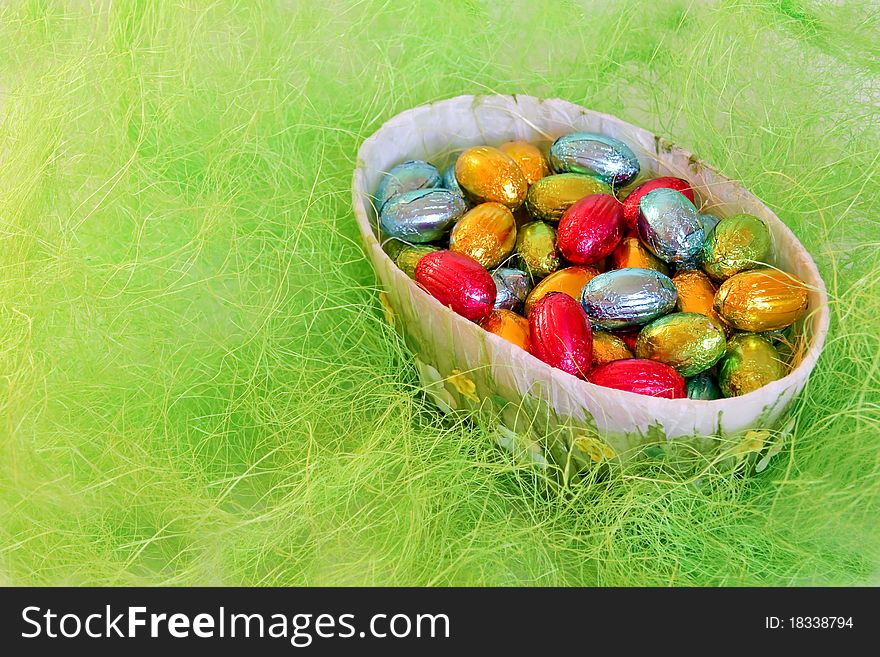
[621,177,695,235]
[556,193,624,265]
[528,292,593,379]
[587,358,686,398]
[414,250,496,321]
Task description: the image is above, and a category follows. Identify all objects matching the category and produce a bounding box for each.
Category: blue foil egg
[379,189,467,243]
[637,188,705,264]
[580,267,678,330]
[491,267,531,312]
[375,160,442,209]
[442,164,466,198]
[548,132,640,187]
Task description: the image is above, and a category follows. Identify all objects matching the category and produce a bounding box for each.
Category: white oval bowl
[352,95,829,463]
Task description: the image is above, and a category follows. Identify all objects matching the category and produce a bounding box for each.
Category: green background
[1,0,878,585]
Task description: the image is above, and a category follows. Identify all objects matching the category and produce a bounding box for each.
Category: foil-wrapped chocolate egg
[454,146,528,209]
[587,358,686,398]
[499,140,549,185]
[634,312,726,377]
[621,176,695,234]
[449,202,517,269]
[374,160,442,209]
[380,189,467,243]
[718,333,786,397]
[699,213,720,237]
[479,309,531,351]
[701,213,772,280]
[441,163,466,198]
[557,193,624,265]
[637,188,705,264]
[672,269,727,333]
[609,236,669,275]
[686,372,721,400]
[492,267,531,312]
[611,326,640,351]
[528,292,593,379]
[549,132,640,188]
[516,221,561,279]
[524,173,611,222]
[580,268,678,330]
[394,244,439,279]
[714,268,809,332]
[592,331,633,367]
[524,265,600,316]
[414,250,496,321]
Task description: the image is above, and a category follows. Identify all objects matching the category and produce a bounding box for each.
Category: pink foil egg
[414,250,496,321]
[528,292,593,379]
[556,193,624,265]
[587,358,687,398]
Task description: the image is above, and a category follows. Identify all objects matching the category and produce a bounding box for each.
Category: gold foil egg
[718,333,787,397]
[499,140,549,185]
[524,173,611,222]
[701,213,772,280]
[449,202,517,269]
[714,268,809,332]
[394,244,439,279]
[479,309,531,351]
[524,265,600,316]
[609,236,669,275]
[672,269,728,334]
[454,146,528,209]
[592,331,633,367]
[516,221,561,279]
[634,312,727,377]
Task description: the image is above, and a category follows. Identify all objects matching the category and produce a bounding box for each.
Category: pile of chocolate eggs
[376,133,809,399]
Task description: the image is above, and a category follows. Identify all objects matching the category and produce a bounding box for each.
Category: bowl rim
[351,94,830,410]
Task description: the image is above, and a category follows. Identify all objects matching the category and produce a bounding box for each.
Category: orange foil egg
[524,265,600,316]
[499,141,549,185]
[672,269,728,334]
[479,309,531,351]
[454,146,528,209]
[714,268,809,332]
[591,331,633,367]
[609,236,669,275]
[449,202,517,269]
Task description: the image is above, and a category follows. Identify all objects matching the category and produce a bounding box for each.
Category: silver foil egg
[375,160,442,209]
[379,189,467,243]
[637,188,705,264]
[491,267,531,312]
[580,267,678,330]
[548,132,640,187]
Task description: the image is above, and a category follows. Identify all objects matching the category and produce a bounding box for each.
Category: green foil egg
[524,173,612,222]
[686,372,722,400]
[701,213,772,280]
[634,312,727,377]
[394,245,439,279]
[718,333,786,397]
[516,221,561,279]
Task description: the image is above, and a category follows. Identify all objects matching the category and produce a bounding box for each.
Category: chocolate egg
[609,236,669,275]
[634,312,726,377]
[672,269,727,333]
[528,292,593,379]
[686,372,721,400]
[557,193,624,265]
[492,267,531,312]
[441,163,466,198]
[499,140,549,185]
[592,331,633,367]
[516,221,561,278]
[718,333,786,397]
[524,265,600,316]
[714,268,809,332]
[394,244,439,279]
[374,160,442,208]
[621,176,695,234]
[524,173,611,222]
[580,268,678,330]
[701,213,772,280]
[479,309,531,351]
[449,202,517,269]
[379,188,467,243]
[454,146,528,209]
[637,188,705,264]
[587,358,687,398]
[414,250,496,321]
[549,132,640,187]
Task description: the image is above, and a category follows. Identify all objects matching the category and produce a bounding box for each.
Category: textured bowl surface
[352,95,829,465]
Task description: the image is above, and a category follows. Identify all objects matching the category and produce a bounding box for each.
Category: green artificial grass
[1,0,878,586]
